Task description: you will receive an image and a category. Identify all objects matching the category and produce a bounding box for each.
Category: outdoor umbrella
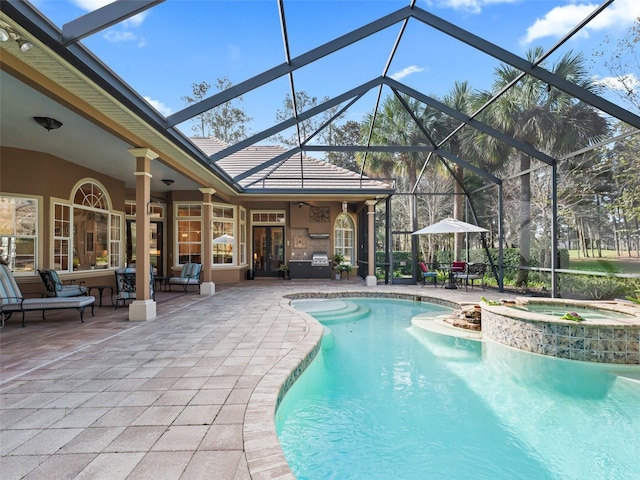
[213,234,235,244]
[412,218,488,235]
[412,218,488,289]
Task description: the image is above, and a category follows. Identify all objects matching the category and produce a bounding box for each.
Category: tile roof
[191,137,394,192]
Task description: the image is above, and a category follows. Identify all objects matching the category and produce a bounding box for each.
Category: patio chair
[451,261,467,288]
[1,264,94,327]
[461,263,486,291]
[38,269,88,297]
[114,267,155,308]
[418,262,438,287]
[168,263,202,292]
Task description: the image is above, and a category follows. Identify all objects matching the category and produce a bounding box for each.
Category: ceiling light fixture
[34,116,63,131]
[161,179,175,186]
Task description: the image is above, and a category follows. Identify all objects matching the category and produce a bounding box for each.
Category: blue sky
[32,0,640,137]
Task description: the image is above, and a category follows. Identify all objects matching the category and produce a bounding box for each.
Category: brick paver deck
[1,278,513,479]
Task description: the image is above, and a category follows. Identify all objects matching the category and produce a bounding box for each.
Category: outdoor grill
[311,252,329,267]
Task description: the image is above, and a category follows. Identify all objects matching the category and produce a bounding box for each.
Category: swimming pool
[278,297,640,480]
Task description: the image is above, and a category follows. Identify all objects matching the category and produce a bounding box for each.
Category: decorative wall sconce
[342,201,348,213]
[34,116,63,131]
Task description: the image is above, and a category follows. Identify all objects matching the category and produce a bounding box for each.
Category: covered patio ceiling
[1,0,639,198]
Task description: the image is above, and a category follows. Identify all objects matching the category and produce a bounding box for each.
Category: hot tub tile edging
[482,307,640,364]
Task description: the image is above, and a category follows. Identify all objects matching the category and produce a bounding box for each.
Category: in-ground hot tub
[481,298,640,364]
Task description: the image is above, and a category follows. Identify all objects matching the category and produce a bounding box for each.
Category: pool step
[292,299,370,324]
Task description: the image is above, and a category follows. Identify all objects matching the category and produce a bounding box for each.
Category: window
[239,207,246,265]
[334,213,355,265]
[110,213,122,268]
[212,204,235,265]
[53,203,71,271]
[0,195,37,274]
[252,211,285,224]
[176,204,202,265]
[54,181,114,272]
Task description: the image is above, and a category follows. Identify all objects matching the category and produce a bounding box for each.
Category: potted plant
[279,263,290,280]
[339,263,353,279]
[333,253,345,280]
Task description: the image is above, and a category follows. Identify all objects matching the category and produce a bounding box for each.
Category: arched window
[53,181,120,272]
[334,213,355,264]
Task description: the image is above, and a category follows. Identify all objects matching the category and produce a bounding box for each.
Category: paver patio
[1,278,515,479]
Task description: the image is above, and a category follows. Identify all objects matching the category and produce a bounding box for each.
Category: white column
[365,200,378,287]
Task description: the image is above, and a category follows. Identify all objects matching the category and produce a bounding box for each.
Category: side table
[154,275,170,292]
[88,285,114,307]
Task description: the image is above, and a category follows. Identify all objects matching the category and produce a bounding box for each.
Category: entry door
[253,226,284,277]
[126,220,164,275]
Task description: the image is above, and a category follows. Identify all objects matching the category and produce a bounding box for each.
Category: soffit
[0,13,236,198]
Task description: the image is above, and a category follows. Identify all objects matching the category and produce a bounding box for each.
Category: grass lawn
[567,250,640,274]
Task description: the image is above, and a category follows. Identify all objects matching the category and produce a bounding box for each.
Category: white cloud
[72,0,112,10]
[72,0,148,42]
[228,44,241,61]
[391,65,426,81]
[144,97,172,116]
[103,30,137,43]
[523,0,640,45]
[425,0,516,15]
[123,12,148,28]
[596,73,640,92]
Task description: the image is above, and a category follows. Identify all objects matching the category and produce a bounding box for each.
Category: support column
[199,188,216,296]
[128,147,158,321]
[365,200,377,287]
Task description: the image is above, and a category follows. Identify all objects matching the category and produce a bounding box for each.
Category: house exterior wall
[1,147,361,294]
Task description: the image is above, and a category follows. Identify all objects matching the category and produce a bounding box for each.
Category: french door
[253,226,284,277]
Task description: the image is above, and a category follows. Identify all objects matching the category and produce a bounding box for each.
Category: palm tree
[441,81,480,260]
[478,47,608,286]
[359,94,430,188]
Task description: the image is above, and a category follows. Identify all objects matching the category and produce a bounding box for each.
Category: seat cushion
[2,296,95,312]
[168,277,199,285]
[56,286,87,297]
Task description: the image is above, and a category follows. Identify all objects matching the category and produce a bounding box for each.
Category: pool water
[278,298,640,480]
[509,303,633,321]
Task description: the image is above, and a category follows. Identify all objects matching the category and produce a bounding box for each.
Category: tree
[593,16,640,114]
[182,77,252,143]
[325,120,362,172]
[182,81,212,137]
[441,81,481,260]
[273,91,336,147]
[479,47,608,286]
[360,94,441,190]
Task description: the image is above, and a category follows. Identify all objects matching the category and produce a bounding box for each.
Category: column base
[200,282,215,296]
[366,275,378,287]
[129,299,157,321]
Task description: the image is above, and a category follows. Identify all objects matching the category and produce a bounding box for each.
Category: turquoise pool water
[278,298,640,480]
[509,303,634,321]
